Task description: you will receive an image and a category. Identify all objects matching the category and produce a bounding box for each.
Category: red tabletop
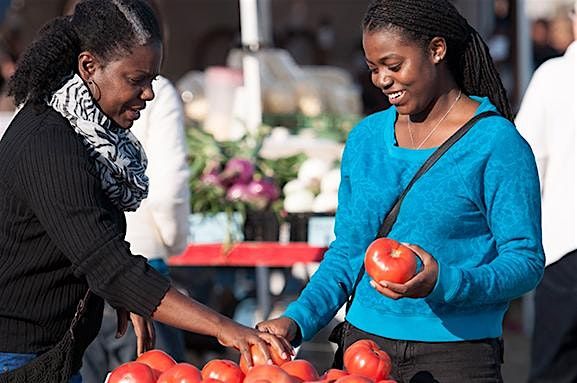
[168,242,327,267]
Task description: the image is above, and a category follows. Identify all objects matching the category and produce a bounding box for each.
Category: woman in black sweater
[0,1,291,381]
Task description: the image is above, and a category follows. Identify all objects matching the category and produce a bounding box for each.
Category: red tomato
[377,380,398,383]
[202,379,224,383]
[201,359,244,383]
[136,349,177,378]
[108,361,156,383]
[343,340,392,381]
[239,344,287,373]
[157,362,202,383]
[321,368,349,381]
[243,365,296,383]
[280,359,319,382]
[364,238,417,283]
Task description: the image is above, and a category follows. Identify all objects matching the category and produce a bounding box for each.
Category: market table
[168,242,328,321]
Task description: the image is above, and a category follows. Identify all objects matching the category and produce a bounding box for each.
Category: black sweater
[0,103,170,362]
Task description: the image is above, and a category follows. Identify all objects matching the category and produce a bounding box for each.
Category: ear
[428,37,447,64]
[77,51,100,81]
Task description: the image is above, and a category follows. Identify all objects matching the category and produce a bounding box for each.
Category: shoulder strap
[342,110,499,312]
[68,289,91,339]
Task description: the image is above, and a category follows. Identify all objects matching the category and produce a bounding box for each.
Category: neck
[409,85,461,126]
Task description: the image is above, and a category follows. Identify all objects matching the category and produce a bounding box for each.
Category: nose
[373,71,393,89]
[141,83,155,101]
[376,72,393,90]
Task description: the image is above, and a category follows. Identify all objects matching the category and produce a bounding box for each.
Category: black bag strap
[68,289,91,339]
[341,110,498,312]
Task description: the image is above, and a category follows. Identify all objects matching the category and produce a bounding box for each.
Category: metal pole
[239,0,263,134]
[516,0,533,104]
[255,265,271,322]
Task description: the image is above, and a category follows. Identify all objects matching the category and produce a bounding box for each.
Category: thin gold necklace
[408,90,462,149]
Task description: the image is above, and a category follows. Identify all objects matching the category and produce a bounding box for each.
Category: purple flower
[221,157,255,185]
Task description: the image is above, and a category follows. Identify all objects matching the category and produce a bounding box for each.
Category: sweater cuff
[110,261,171,317]
[427,262,462,303]
[283,303,316,344]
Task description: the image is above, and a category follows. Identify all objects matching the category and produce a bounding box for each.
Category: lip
[126,109,141,121]
[384,89,406,105]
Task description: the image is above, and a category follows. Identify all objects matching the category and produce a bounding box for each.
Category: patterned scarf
[48,73,148,211]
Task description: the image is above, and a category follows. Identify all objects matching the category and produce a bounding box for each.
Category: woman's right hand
[216,318,294,367]
[256,316,299,342]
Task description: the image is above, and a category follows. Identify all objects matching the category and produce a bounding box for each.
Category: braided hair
[8,0,162,106]
[363,0,513,121]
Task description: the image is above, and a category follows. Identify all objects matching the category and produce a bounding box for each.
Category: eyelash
[129,76,158,86]
[368,64,401,74]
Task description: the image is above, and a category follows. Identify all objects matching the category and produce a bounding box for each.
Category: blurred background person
[531,18,559,69]
[515,1,577,382]
[548,10,574,55]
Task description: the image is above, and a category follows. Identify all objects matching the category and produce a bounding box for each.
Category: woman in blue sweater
[257,0,544,382]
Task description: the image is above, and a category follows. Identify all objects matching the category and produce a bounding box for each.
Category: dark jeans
[529,250,577,383]
[343,322,504,383]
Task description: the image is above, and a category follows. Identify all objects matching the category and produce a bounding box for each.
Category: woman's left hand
[370,243,439,300]
[130,312,156,356]
[114,307,155,355]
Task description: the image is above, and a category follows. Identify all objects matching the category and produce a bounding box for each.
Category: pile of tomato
[107,339,397,383]
[108,237,417,383]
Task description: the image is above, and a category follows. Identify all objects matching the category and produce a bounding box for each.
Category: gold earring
[87,79,101,102]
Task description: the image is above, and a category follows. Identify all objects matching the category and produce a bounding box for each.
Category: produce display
[106,340,398,382]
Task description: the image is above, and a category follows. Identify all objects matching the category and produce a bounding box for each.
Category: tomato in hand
[238,343,287,373]
[364,238,417,283]
[201,359,244,383]
[156,362,202,383]
[343,340,392,381]
[108,361,156,383]
[136,349,177,378]
[280,359,319,382]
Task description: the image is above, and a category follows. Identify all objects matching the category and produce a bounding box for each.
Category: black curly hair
[8,0,162,106]
[363,0,513,121]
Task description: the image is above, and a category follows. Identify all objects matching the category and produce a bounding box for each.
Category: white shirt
[515,41,577,266]
[124,76,190,260]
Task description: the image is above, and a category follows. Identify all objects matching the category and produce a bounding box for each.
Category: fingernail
[369,280,376,288]
[282,352,287,359]
[380,281,389,288]
[267,359,273,365]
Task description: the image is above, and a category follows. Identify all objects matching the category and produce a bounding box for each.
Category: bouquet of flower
[186,124,306,243]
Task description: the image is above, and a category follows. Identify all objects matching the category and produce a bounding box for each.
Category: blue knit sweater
[284,97,544,342]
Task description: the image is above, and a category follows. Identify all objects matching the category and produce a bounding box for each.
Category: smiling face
[78,42,162,129]
[363,28,445,116]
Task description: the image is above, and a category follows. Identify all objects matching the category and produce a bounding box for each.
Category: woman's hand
[130,312,156,356]
[115,307,155,356]
[216,319,294,368]
[370,243,439,299]
[256,316,299,342]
